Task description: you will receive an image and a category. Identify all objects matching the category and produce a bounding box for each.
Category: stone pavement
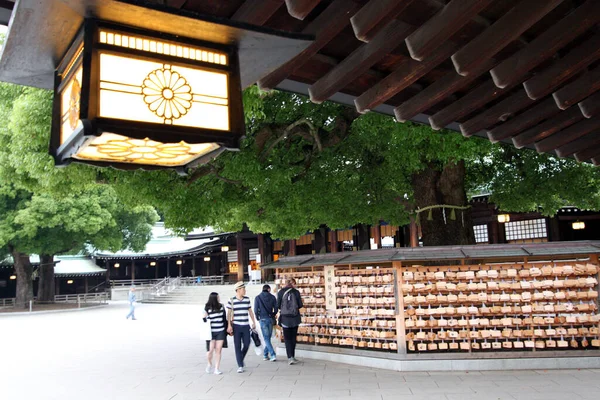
[1,302,599,400]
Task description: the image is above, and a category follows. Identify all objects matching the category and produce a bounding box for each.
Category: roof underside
[0,0,598,161]
[137,0,600,162]
[262,241,600,268]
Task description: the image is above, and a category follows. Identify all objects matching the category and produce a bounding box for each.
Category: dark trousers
[233,324,250,367]
[282,326,299,359]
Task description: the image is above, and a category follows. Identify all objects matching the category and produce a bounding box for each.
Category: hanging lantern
[176,260,183,265]
[67,280,74,284]
[9,275,16,280]
[572,221,585,230]
[221,245,229,252]
[149,261,156,266]
[204,256,211,262]
[48,20,242,171]
[497,214,510,223]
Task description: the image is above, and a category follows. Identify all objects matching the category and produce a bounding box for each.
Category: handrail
[54,293,108,304]
[0,298,15,307]
[87,281,107,293]
[110,278,164,288]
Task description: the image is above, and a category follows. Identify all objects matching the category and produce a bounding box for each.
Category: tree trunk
[37,254,55,303]
[11,248,33,309]
[411,161,475,246]
[354,224,371,250]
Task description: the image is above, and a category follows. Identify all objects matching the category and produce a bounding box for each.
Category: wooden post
[329,230,338,253]
[489,221,499,244]
[131,260,135,281]
[178,263,182,277]
[409,217,419,248]
[167,259,170,277]
[393,261,407,355]
[373,224,381,249]
[285,239,297,257]
[192,257,196,277]
[105,260,110,285]
[237,235,245,281]
[155,261,159,279]
[84,277,88,293]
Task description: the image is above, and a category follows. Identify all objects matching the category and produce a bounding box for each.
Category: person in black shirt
[276,278,303,365]
[203,292,226,375]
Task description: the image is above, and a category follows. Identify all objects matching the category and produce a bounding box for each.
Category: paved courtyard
[1,302,599,400]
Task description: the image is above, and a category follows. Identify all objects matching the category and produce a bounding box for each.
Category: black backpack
[280,288,299,316]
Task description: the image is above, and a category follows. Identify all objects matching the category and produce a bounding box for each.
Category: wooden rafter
[405,0,492,62]
[460,90,535,137]
[523,33,600,100]
[557,131,600,158]
[257,0,360,90]
[490,0,600,89]
[535,117,600,153]
[350,0,416,43]
[451,0,563,77]
[512,107,584,149]
[429,80,506,131]
[308,20,414,104]
[284,0,321,20]
[553,66,600,110]
[394,59,495,122]
[578,91,600,119]
[574,141,600,163]
[354,41,458,113]
[487,98,559,143]
[232,0,284,25]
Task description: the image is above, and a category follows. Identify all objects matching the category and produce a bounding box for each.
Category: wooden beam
[535,117,600,153]
[350,0,416,42]
[575,141,600,163]
[578,91,600,119]
[451,0,563,76]
[257,0,359,90]
[284,0,321,20]
[460,90,535,137]
[523,33,600,100]
[553,66,600,110]
[490,0,600,89]
[429,80,507,130]
[355,40,458,113]
[405,0,492,61]
[558,131,600,159]
[232,0,284,25]
[308,20,414,104]
[512,106,584,149]
[394,59,496,122]
[487,97,559,143]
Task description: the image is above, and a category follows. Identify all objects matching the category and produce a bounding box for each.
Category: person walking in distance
[203,292,226,375]
[277,278,303,365]
[254,284,278,362]
[126,286,137,320]
[227,281,257,373]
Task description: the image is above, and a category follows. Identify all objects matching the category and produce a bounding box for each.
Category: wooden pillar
[409,217,419,248]
[105,260,110,284]
[373,224,381,249]
[237,235,245,281]
[155,261,159,279]
[84,277,88,293]
[313,225,328,254]
[55,277,60,295]
[548,217,561,242]
[489,221,499,244]
[131,260,135,281]
[178,262,182,277]
[393,261,407,355]
[192,257,196,277]
[394,226,404,248]
[329,230,338,253]
[354,224,371,250]
[284,239,296,257]
[167,259,170,277]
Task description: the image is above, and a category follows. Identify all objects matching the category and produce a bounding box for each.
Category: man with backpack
[254,284,278,362]
[276,278,303,365]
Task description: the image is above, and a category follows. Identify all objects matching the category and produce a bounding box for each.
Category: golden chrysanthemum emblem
[68,78,81,130]
[96,138,192,161]
[142,69,192,121]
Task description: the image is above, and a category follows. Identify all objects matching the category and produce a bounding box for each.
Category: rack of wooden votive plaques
[402,262,600,353]
[276,266,399,352]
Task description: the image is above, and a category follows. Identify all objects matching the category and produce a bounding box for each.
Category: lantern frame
[50,19,244,171]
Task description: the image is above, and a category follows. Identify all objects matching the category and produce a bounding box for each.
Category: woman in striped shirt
[203,292,226,375]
